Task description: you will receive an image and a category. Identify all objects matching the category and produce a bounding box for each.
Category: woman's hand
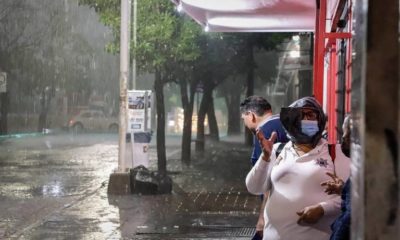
[321,172,344,195]
[256,130,277,162]
[296,204,324,224]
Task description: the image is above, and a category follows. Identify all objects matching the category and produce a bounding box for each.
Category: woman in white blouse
[246,97,350,240]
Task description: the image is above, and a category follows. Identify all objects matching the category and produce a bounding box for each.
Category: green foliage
[135,1,202,73]
[79,0,202,75]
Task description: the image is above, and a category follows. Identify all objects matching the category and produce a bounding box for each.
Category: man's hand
[296,204,324,224]
[256,130,277,162]
[256,206,265,232]
[320,172,344,195]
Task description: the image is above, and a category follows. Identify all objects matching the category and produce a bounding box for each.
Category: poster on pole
[127,90,152,133]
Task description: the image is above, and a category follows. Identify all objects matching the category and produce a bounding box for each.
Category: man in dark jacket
[240,96,288,239]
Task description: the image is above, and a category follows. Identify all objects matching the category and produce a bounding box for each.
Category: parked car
[68,110,118,133]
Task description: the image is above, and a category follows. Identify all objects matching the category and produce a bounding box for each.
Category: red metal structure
[173,0,353,143]
[315,0,352,142]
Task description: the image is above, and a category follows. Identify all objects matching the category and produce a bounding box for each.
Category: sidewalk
[117,137,261,239]
[13,136,260,239]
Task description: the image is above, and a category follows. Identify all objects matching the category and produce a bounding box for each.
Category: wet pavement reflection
[0,133,259,239]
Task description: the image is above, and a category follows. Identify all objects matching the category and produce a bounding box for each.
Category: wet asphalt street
[0,133,259,239]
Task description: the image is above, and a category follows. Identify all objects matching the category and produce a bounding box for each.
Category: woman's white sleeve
[245,154,271,195]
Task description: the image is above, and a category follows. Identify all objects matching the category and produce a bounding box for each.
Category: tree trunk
[225,93,241,136]
[37,89,50,132]
[207,95,219,141]
[245,40,255,146]
[245,41,255,98]
[195,83,212,153]
[0,92,9,135]
[179,78,196,165]
[154,69,167,176]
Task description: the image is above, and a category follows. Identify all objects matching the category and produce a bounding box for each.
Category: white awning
[173,0,317,32]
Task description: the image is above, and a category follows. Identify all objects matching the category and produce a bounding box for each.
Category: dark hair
[240,96,272,116]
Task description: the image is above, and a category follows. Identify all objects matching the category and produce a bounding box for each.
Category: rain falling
[0,0,312,239]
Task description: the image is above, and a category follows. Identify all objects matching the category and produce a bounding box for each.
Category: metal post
[127,0,131,85]
[118,0,130,172]
[313,0,326,103]
[144,91,148,131]
[345,4,352,113]
[131,0,137,90]
[328,43,337,144]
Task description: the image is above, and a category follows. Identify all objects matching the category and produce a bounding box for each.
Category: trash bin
[129,131,152,168]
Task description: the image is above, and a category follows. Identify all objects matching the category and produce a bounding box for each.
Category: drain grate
[135,225,255,239]
[234,226,255,236]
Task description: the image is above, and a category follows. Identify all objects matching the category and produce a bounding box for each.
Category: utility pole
[118,0,130,172]
[108,0,131,194]
[131,0,137,90]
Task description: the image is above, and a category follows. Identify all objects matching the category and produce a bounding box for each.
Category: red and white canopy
[172,0,342,32]
[173,0,317,32]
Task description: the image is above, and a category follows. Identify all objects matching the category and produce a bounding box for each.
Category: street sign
[127,90,152,132]
[0,72,6,93]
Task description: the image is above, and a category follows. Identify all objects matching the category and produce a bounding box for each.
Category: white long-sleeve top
[246,139,350,240]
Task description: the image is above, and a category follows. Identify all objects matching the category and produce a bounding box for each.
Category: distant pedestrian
[246,96,350,240]
[240,96,288,239]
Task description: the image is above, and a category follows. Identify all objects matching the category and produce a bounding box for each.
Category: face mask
[301,120,319,137]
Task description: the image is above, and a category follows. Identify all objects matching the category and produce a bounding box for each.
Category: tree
[218,75,246,136]
[0,0,49,134]
[176,61,200,165]
[194,34,236,152]
[0,0,104,134]
[80,0,201,175]
[136,2,201,174]
[213,33,293,142]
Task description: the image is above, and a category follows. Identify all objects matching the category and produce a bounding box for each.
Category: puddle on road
[0,144,117,199]
[31,181,65,197]
[0,183,33,198]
